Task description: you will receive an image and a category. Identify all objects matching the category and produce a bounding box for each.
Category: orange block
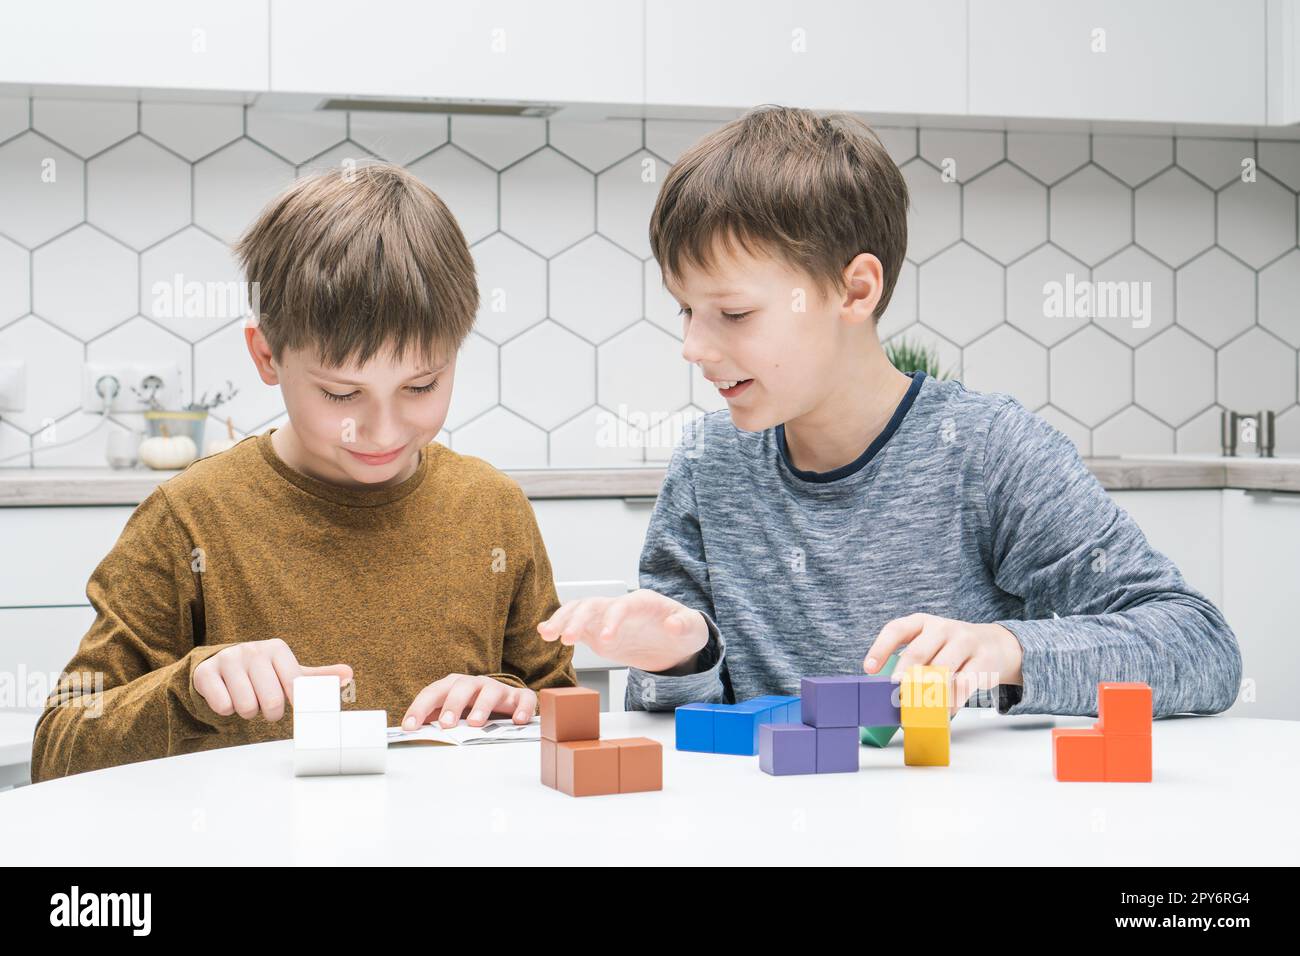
[539,687,600,742]
[540,738,557,789]
[1104,732,1152,782]
[1052,728,1105,782]
[610,737,662,793]
[1095,682,1152,736]
[556,740,620,797]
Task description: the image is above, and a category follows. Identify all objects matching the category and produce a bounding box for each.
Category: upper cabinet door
[0,0,270,91]
[970,0,1267,125]
[645,0,968,116]
[270,0,643,104]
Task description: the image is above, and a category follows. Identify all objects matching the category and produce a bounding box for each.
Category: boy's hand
[192,638,353,721]
[536,588,709,674]
[864,614,1024,716]
[401,674,536,731]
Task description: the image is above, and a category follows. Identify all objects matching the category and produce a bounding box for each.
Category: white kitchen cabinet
[1221,489,1300,721]
[0,506,132,607]
[1267,0,1300,123]
[531,497,655,589]
[969,0,1267,125]
[269,0,643,104]
[0,606,95,713]
[645,0,968,116]
[0,1,270,92]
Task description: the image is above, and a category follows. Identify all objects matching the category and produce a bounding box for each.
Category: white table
[0,711,1295,865]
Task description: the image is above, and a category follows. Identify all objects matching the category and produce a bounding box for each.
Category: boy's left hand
[401,674,537,731]
[864,615,1024,717]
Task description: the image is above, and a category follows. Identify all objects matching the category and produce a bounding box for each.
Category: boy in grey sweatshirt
[537,106,1241,721]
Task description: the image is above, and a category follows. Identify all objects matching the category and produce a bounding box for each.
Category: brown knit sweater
[30,429,574,782]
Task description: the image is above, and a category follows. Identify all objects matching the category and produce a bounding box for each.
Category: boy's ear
[840,252,884,327]
[244,324,281,386]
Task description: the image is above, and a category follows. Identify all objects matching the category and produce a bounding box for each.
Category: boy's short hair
[649,105,909,319]
[235,161,478,368]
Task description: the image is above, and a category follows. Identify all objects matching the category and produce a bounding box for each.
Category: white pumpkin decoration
[139,424,198,470]
[204,417,240,457]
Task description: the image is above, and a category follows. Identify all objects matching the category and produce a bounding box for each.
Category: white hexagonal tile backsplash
[1,100,1299,467]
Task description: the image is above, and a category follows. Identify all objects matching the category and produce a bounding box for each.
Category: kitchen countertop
[1,455,1298,506]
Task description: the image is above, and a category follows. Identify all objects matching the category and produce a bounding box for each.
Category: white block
[293,675,341,713]
[339,710,387,775]
[294,711,340,751]
[294,747,341,777]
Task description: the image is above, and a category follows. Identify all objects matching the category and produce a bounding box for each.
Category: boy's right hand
[192,638,353,721]
[537,589,709,674]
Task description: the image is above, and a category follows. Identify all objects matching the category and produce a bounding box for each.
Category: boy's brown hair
[235,161,478,368]
[649,105,909,320]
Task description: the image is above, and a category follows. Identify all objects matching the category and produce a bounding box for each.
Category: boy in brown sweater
[30,163,575,782]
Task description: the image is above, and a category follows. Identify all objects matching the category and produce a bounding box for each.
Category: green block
[860,650,900,749]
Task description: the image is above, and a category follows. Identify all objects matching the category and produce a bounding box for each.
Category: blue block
[715,702,769,755]
[788,699,802,724]
[675,703,722,752]
[749,695,799,725]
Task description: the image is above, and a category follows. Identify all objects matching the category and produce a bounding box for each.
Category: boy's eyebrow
[311,362,448,386]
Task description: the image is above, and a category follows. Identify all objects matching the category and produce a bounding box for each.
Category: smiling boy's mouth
[714,378,754,398]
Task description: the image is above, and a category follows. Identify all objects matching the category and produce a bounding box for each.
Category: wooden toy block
[715,700,779,755]
[1103,732,1152,782]
[749,695,800,724]
[611,737,662,793]
[675,702,722,752]
[293,711,341,777]
[800,676,862,728]
[860,724,900,748]
[540,737,558,789]
[1052,728,1105,782]
[556,740,620,797]
[293,675,341,713]
[339,710,387,775]
[903,724,950,766]
[859,676,901,728]
[815,726,860,773]
[539,687,600,742]
[899,666,951,729]
[1095,682,1153,736]
[759,723,817,776]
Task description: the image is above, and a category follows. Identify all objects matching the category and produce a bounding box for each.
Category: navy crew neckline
[776,370,926,483]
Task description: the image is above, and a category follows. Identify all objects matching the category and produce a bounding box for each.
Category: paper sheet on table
[386,716,541,747]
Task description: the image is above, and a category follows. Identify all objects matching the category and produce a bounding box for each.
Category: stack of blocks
[539,687,662,797]
[1052,682,1152,782]
[675,695,801,755]
[292,676,387,776]
[759,666,953,775]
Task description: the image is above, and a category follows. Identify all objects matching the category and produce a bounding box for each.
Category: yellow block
[903,724,950,767]
[899,665,951,729]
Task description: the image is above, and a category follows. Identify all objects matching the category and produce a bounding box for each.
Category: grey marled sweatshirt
[625,371,1242,719]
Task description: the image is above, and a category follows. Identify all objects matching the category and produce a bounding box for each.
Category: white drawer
[0,506,135,607]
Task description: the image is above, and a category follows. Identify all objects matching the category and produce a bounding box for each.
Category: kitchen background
[1,96,1299,469]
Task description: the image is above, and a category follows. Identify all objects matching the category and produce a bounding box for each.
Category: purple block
[759,723,817,776]
[859,675,901,727]
[816,726,860,773]
[800,676,862,728]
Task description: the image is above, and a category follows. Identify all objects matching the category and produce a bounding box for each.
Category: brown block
[610,736,662,793]
[539,687,600,742]
[540,737,557,789]
[556,740,619,797]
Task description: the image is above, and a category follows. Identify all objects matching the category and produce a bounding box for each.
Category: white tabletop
[1,710,1295,865]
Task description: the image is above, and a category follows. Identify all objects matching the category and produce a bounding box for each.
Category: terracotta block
[1053,728,1105,782]
[1095,682,1152,736]
[1103,732,1152,783]
[556,740,619,797]
[540,737,557,789]
[539,687,600,742]
[610,736,662,793]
